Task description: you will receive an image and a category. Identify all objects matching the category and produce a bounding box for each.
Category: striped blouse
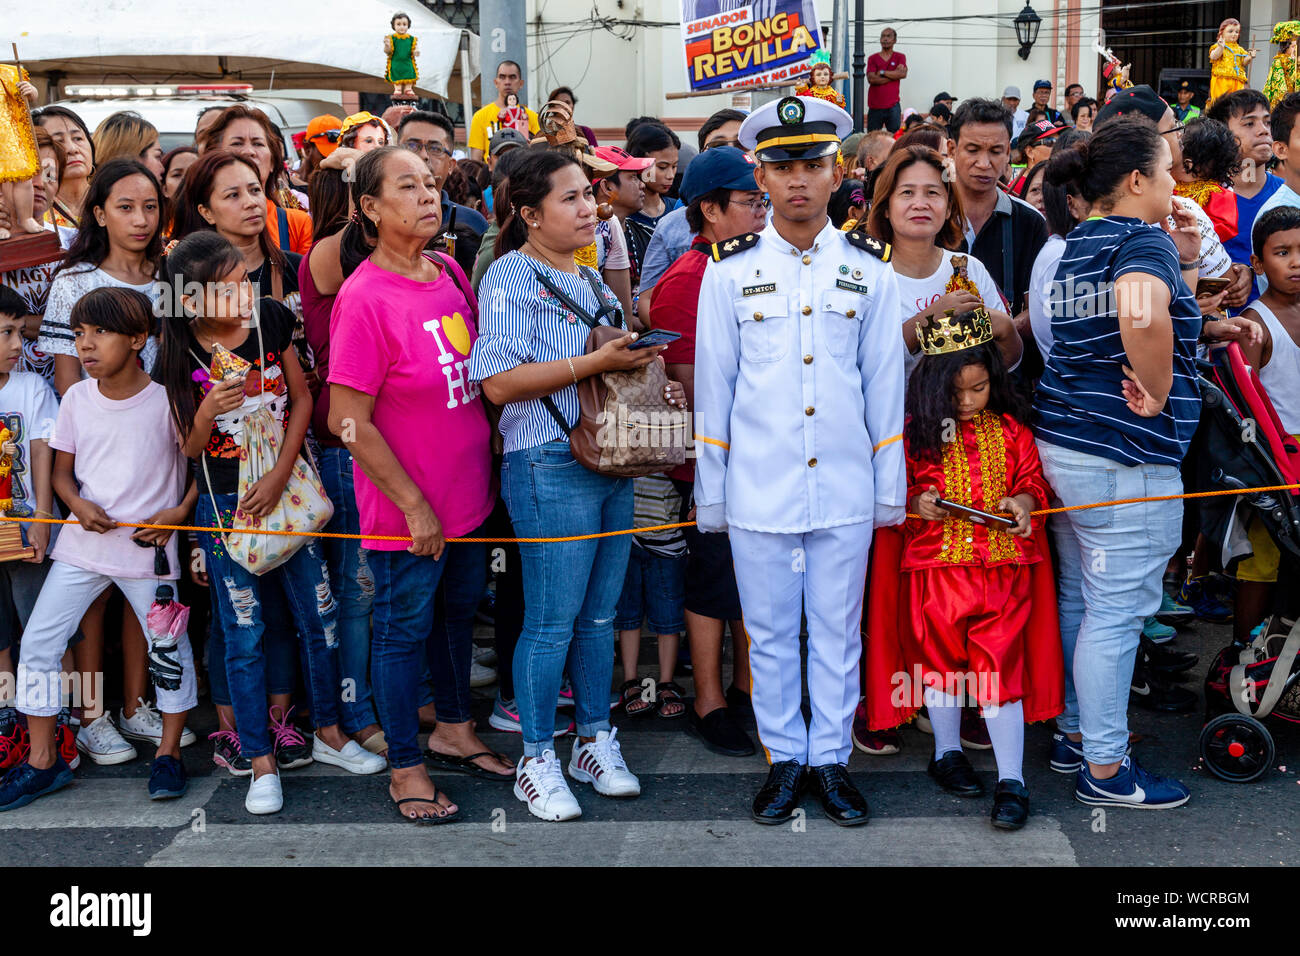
[468,250,624,453]
[1033,216,1202,467]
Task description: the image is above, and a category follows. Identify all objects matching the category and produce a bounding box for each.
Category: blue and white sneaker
[1075,755,1190,809]
[1141,616,1176,645]
[1049,730,1084,773]
[1154,591,1194,626]
[148,754,189,800]
[0,758,74,812]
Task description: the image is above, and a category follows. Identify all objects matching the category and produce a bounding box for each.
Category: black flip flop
[423,748,515,781]
[394,790,461,824]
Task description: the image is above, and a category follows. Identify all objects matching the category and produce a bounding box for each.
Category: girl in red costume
[864,308,1063,830]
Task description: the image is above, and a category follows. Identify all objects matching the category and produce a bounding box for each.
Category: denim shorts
[614,542,686,634]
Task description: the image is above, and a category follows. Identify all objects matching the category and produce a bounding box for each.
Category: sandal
[619,678,653,717]
[394,790,460,825]
[656,681,687,720]
[423,748,514,781]
[359,730,388,756]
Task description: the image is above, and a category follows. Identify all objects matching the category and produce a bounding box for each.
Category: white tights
[923,686,1024,784]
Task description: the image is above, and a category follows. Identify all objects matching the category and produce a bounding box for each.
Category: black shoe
[751,759,805,825]
[927,750,985,797]
[1130,661,1197,713]
[686,704,755,757]
[725,684,754,719]
[990,778,1029,830]
[808,763,869,826]
[1139,636,1199,677]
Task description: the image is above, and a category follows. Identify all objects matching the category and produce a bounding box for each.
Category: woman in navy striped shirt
[1033,118,1202,811]
[469,150,685,822]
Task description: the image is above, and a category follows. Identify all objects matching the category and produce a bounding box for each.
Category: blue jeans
[1037,441,1183,764]
[368,540,486,769]
[318,446,377,734]
[197,492,342,759]
[502,441,632,757]
[614,543,686,634]
[206,584,299,706]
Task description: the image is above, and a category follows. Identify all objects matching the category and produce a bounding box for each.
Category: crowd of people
[0,43,1295,832]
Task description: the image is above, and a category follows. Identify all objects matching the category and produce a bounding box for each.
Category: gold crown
[917,307,994,356]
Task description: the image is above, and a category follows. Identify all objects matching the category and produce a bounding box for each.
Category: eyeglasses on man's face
[403,140,452,158]
[732,196,770,212]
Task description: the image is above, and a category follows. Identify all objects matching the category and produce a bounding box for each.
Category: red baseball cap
[593,146,653,173]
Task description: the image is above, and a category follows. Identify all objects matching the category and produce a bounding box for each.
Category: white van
[48,85,345,157]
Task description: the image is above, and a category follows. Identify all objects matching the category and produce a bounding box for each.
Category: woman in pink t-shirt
[329,147,501,823]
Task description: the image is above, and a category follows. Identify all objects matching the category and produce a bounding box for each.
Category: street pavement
[1,618,1296,867]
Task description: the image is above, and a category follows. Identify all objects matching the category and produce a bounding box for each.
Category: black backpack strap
[540,395,573,436]
[581,266,622,327]
[533,267,601,330]
[999,211,1014,310]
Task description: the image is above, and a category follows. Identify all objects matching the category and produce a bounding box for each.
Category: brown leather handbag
[537,268,686,477]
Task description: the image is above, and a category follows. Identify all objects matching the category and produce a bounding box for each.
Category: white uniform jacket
[693,219,907,534]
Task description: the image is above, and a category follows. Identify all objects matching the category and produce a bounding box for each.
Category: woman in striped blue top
[469,150,685,822]
[1034,118,1202,811]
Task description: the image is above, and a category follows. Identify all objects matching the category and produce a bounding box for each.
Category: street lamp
[1014,3,1041,60]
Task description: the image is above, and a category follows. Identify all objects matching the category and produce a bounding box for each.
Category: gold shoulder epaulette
[845,230,891,262]
[710,233,760,262]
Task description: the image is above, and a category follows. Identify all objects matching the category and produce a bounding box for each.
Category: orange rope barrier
[3,482,1297,543]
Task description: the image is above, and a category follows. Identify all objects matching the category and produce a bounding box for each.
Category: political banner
[681,0,823,92]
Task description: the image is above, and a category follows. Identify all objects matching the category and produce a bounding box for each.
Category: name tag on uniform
[836,279,870,294]
[742,283,777,296]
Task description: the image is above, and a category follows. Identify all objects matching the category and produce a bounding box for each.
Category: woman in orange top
[199,105,312,254]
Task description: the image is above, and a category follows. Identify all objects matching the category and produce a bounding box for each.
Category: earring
[530,221,539,227]
[596,203,614,221]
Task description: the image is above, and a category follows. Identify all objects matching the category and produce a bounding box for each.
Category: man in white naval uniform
[693,94,907,826]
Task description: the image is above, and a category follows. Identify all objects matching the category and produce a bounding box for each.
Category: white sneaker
[473,644,497,668]
[470,660,497,688]
[568,728,641,797]
[514,750,582,821]
[246,770,283,814]
[311,735,386,774]
[76,714,137,765]
[119,698,197,748]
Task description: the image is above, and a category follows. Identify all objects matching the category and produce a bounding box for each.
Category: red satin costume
[865,411,1065,730]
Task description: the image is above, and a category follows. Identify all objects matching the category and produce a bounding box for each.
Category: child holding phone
[864,308,1063,831]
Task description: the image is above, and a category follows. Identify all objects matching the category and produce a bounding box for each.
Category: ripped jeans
[318,446,377,734]
[501,441,631,757]
[197,491,342,759]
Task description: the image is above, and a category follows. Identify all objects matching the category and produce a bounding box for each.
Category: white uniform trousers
[729,522,872,766]
[17,562,197,718]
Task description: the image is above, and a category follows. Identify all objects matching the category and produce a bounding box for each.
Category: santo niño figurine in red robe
[862,308,1064,830]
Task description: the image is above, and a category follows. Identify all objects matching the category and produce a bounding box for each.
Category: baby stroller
[1195,342,1300,782]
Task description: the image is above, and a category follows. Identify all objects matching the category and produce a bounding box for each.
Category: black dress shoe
[752,759,805,824]
[927,751,985,797]
[808,763,869,826]
[990,778,1029,830]
[686,705,756,757]
[725,684,754,719]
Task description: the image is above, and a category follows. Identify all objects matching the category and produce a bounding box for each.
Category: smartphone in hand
[934,497,1017,528]
[626,328,683,351]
